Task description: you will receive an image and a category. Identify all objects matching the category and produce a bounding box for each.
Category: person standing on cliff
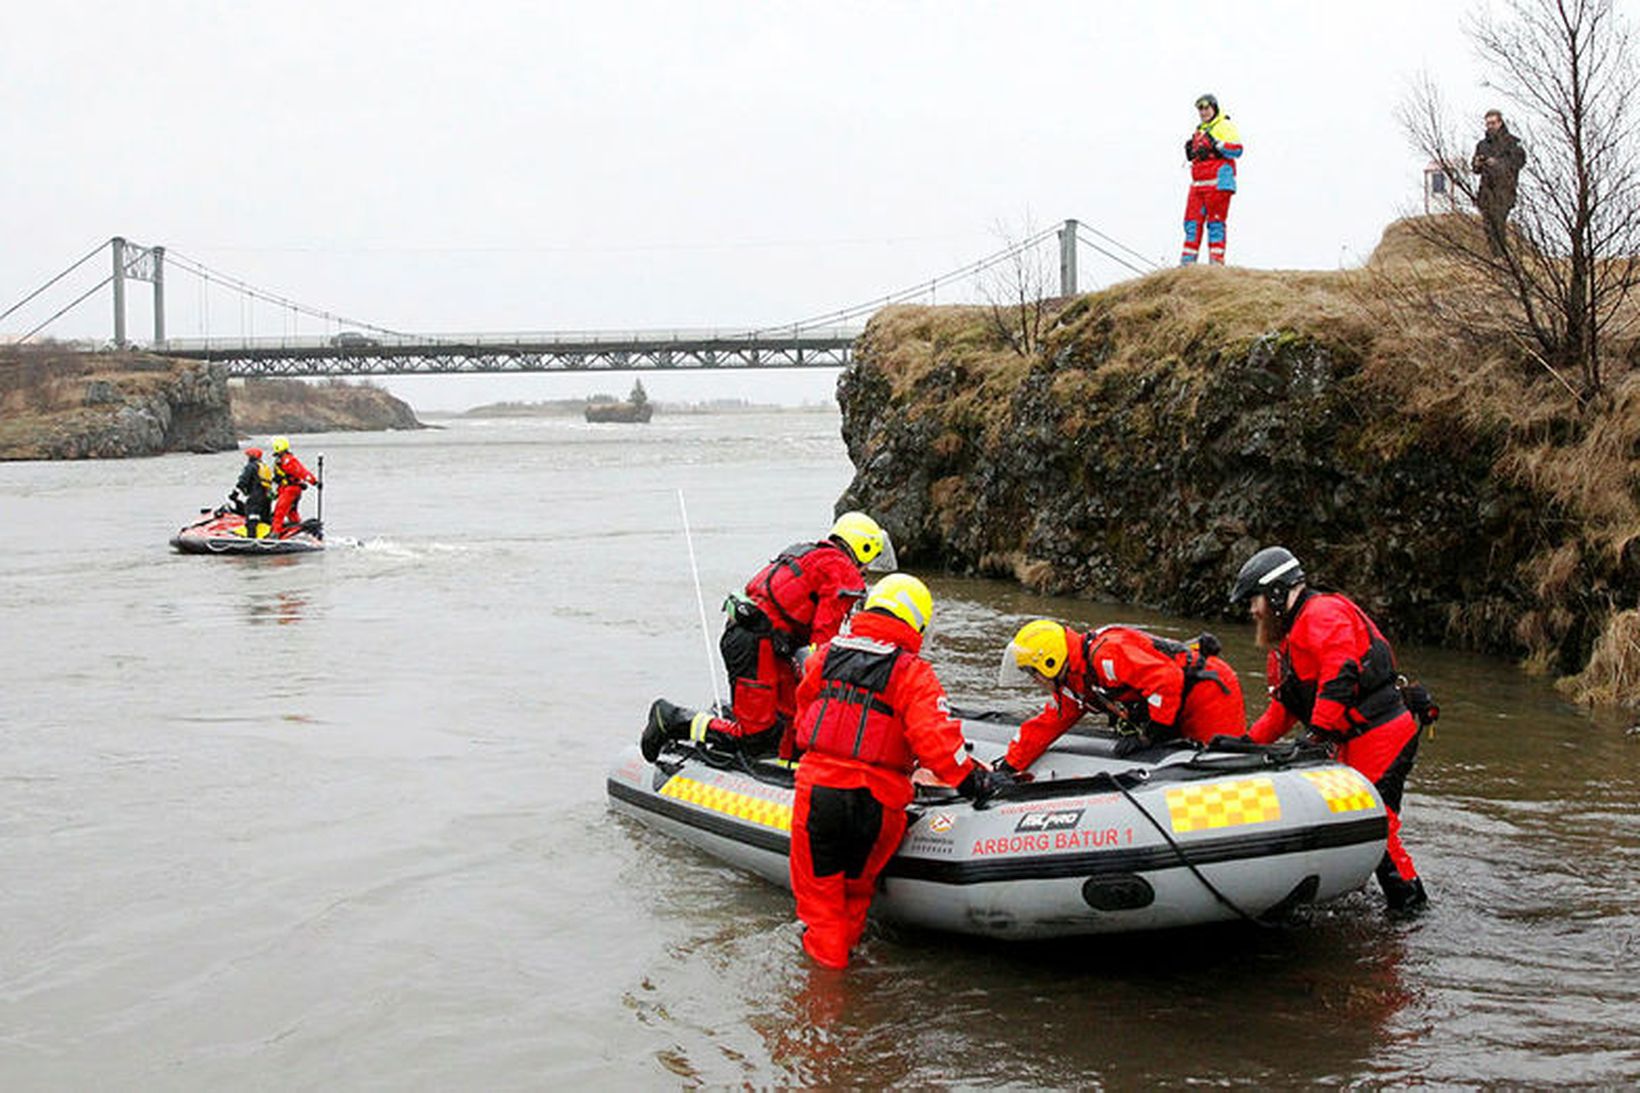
[1229,546,1431,913]
[995,620,1245,773]
[1472,108,1526,255]
[642,512,896,762]
[229,446,273,539]
[269,436,319,536]
[1180,93,1243,265]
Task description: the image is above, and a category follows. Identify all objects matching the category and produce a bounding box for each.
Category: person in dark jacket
[229,447,272,539]
[1472,109,1526,254]
[1230,546,1429,912]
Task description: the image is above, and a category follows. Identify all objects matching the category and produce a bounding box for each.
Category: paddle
[315,453,324,526]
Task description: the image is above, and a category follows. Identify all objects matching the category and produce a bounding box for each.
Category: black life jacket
[794,636,916,771]
[1274,591,1405,739]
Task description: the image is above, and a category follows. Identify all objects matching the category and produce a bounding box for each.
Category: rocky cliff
[835,221,1640,704]
[0,349,237,459]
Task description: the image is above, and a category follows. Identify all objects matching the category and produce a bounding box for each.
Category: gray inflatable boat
[607,717,1389,939]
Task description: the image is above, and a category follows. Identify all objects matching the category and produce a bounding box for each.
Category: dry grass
[1560,609,1640,708]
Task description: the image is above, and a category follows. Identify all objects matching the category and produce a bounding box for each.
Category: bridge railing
[158,325,863,352]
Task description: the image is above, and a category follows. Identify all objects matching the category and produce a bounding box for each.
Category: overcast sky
[1,1,1544,409]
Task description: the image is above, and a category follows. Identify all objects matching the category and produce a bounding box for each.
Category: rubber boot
[641,699,693,763]
[1378,860,1429,914]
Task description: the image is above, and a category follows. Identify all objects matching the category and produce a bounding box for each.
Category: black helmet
[1229,546,1305,607]
[1195,93,1219,114]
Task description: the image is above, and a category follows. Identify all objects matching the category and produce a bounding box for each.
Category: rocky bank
[0,349,237,459]
[835,220,1640,705]
[0,353,422,460]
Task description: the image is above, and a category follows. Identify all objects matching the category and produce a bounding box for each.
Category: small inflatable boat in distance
[169,508,325,555]
[607,716,1390,939]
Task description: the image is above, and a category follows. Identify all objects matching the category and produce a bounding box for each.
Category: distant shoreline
[428,399,836,419]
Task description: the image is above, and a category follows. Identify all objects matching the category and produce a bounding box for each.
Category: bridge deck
[158,327,862,377]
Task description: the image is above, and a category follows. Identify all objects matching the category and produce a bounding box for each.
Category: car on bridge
[330,331,381,348]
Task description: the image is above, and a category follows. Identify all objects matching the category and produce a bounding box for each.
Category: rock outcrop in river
[835,219,1640,706]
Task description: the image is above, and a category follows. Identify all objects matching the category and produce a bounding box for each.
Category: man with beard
[1229,546,1429,912]
[1471,108,1526,254]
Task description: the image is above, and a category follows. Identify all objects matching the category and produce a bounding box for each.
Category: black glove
[957,765,996,804]
[1184,139,1195,159]
[991,759,1033,786]
[1113,732,1152,758]
[313,481,323,490]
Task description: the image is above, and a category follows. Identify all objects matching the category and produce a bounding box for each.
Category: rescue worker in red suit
[1181,93,1243,265]
[642,512,896,762]
[1230,546,1431,912]
[269,435,320,537]
[788,573,993,969]
[994,619,1246,778]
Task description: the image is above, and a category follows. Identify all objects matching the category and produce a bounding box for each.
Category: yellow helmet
[830,511,897,572]
[999,619,1069,685]
[271,436,291,454]
[863,573,933,633]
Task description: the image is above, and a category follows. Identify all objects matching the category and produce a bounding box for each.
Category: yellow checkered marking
[659,775,792,832]
[1300,768,1379,813]
[1165,777,1282,833]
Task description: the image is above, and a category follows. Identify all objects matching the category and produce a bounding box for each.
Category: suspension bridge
[0,222,1159,378]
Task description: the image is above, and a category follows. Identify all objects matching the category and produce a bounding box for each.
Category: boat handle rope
[1087,770,1275,930]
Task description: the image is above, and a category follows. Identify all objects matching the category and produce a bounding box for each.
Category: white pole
[677,490,726,712]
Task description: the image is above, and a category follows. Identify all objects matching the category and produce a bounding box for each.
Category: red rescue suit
[789,610,977,969]
[1181,112,1242,265]
[271,450,318,535]
[1004,626,1246,771]
[1248,590,1423,889]
[716,539,866,752]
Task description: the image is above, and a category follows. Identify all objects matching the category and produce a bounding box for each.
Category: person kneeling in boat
[789,573,993,969]
[228,447,273,539]
[995,620,1247,777]
[269,436,320,537]
[642,511,895,763]
[1230,546,1430,912]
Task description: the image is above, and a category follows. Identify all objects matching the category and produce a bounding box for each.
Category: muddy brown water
[1,410,1634,1086]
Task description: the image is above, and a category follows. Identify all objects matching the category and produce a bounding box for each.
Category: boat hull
[607,720,1388,939]
[170,510,325,555]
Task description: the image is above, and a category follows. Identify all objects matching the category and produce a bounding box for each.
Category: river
[1,409,1635,1087]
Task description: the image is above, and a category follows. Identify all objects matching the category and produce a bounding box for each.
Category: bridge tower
[1058,218,1079,297]
[111,236,166,348]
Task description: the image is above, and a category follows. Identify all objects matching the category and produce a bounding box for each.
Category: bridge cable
[19,275,117,342]
[162,249,424,344]
[0,240,111,325]
[1074,229,1156,277]
[749,224,1059,336]
[1074,221,1163,272]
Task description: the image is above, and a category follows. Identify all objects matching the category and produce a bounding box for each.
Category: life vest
[1273,592,1404,739]
[794,635,916,771]
[747,541,837,638]
[1080,627,1229,715]
[272,453,304,488]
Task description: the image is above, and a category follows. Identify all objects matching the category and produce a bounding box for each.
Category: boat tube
[169,507,325,555]
[606,716,1389,939]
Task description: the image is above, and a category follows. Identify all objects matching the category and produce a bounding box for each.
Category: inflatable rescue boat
[170,508,325,555]
[606,717,1389,939]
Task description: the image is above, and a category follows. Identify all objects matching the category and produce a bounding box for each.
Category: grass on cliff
[856,216,1640,708]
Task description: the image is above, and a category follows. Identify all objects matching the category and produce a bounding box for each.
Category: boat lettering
[1014,809,1083,833]
[1052,826,1132,849]
[971,834,1053,856]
